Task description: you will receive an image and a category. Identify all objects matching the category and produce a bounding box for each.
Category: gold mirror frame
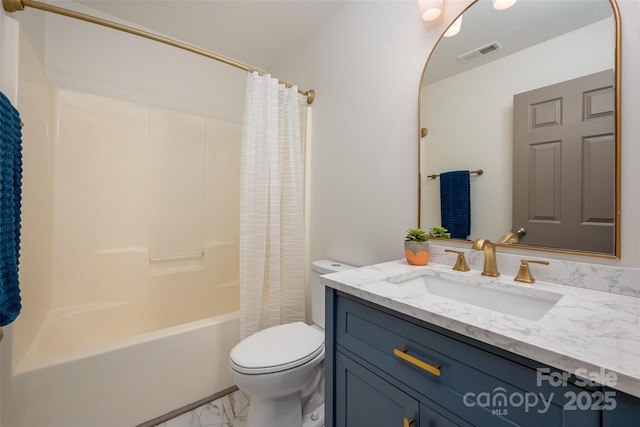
[417,0,621,259]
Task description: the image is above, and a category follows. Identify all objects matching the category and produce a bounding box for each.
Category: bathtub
[5,77,243,425]
[6,300,240,427]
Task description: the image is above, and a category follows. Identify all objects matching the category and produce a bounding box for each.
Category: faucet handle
[444,250,470,272]
[514,259,550,284]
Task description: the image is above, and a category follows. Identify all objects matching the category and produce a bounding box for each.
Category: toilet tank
[311,260,356,329]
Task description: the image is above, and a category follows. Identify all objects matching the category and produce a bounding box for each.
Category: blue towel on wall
[0,91,23,326]
[440,170,470,240]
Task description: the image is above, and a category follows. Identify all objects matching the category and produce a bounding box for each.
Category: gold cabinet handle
[393,348,441,377]
[404,417,415,427]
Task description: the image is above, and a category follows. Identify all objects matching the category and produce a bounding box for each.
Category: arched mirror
[419,0,620,257]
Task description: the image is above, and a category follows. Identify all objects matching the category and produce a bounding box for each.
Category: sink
[388,272,562,321]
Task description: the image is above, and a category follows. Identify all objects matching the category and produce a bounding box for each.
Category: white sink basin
[388,272,562,321]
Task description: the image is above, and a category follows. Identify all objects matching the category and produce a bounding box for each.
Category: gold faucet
[444,249,470,272]
[471,238,500,277]
[514,259,550,284]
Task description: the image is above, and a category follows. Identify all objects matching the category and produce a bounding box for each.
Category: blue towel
[0,91,22,326]
[440,170,470,240]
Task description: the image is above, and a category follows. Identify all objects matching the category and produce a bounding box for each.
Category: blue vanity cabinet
[325,289,604,427]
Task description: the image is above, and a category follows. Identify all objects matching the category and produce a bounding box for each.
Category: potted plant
[404,228,430,266]
[428,226,451,239]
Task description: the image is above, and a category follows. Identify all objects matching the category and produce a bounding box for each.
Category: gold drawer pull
[404,417,415,427]
[393,348,441,377]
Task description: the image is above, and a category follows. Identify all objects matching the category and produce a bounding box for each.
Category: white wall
[0,10,18,426]
[0,9,25,424]
[50,88,241,309]
[41,4,247,122]
[274,0,444,267]
[272,0,640,268]
[1,13,19,101]
[9,11,56,370]
[5,4,247,307]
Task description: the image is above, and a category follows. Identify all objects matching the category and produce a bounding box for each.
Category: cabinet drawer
[334,293,600,427]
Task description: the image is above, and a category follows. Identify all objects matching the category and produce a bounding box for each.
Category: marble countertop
[321,259,640,398]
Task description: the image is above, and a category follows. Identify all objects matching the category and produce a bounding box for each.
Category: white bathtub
[6,77,243,426]
[6,303,240,427]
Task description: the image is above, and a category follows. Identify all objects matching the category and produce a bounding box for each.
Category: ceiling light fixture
[492,0,518,10]
[443,15,462,37]
[419,0,443,22]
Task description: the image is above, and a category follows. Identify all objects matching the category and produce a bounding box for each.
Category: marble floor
[154,390,249,427]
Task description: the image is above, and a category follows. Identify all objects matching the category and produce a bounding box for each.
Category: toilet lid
[230,322,324,374]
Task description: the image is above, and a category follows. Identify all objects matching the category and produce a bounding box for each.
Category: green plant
[405,228,429,242]
[428,226,451,239]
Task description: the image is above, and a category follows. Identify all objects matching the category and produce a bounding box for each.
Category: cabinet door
[602,388,640,426]
[420,403,473,427]
[335,351,419,427]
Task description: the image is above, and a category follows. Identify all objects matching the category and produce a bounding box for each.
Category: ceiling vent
[458,41,503,63]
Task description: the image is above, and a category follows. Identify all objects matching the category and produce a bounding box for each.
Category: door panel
[513,70,614,253]
[529,140,561,221]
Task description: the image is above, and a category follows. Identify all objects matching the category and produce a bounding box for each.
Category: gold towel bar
[427,169,483,180]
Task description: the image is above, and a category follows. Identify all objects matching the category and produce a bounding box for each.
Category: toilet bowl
[230,322,325,427]
[229,260,355,427]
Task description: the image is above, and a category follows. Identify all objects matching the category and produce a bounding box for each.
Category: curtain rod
[2,0,315,104]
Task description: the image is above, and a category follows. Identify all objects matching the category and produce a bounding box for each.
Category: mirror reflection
[419,0,619,256]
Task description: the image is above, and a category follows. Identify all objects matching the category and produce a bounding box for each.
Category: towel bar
[427,169,483,180]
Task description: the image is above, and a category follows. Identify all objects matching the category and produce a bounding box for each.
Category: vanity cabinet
[325,289,617,427]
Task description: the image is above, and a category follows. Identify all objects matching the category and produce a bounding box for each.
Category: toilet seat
[230,322,324,375]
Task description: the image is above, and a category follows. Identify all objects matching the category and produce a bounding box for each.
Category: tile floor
[155,390,249,427]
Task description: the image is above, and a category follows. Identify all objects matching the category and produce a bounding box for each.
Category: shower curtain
[239,72,307,339]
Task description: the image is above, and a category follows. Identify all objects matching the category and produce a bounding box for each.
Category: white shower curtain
[239,72,308,339]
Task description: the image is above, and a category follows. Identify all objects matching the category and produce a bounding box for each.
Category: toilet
[229,260,355,427]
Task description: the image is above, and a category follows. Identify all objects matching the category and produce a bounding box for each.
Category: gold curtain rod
[427,169,483,180]
[3,0,315,104]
